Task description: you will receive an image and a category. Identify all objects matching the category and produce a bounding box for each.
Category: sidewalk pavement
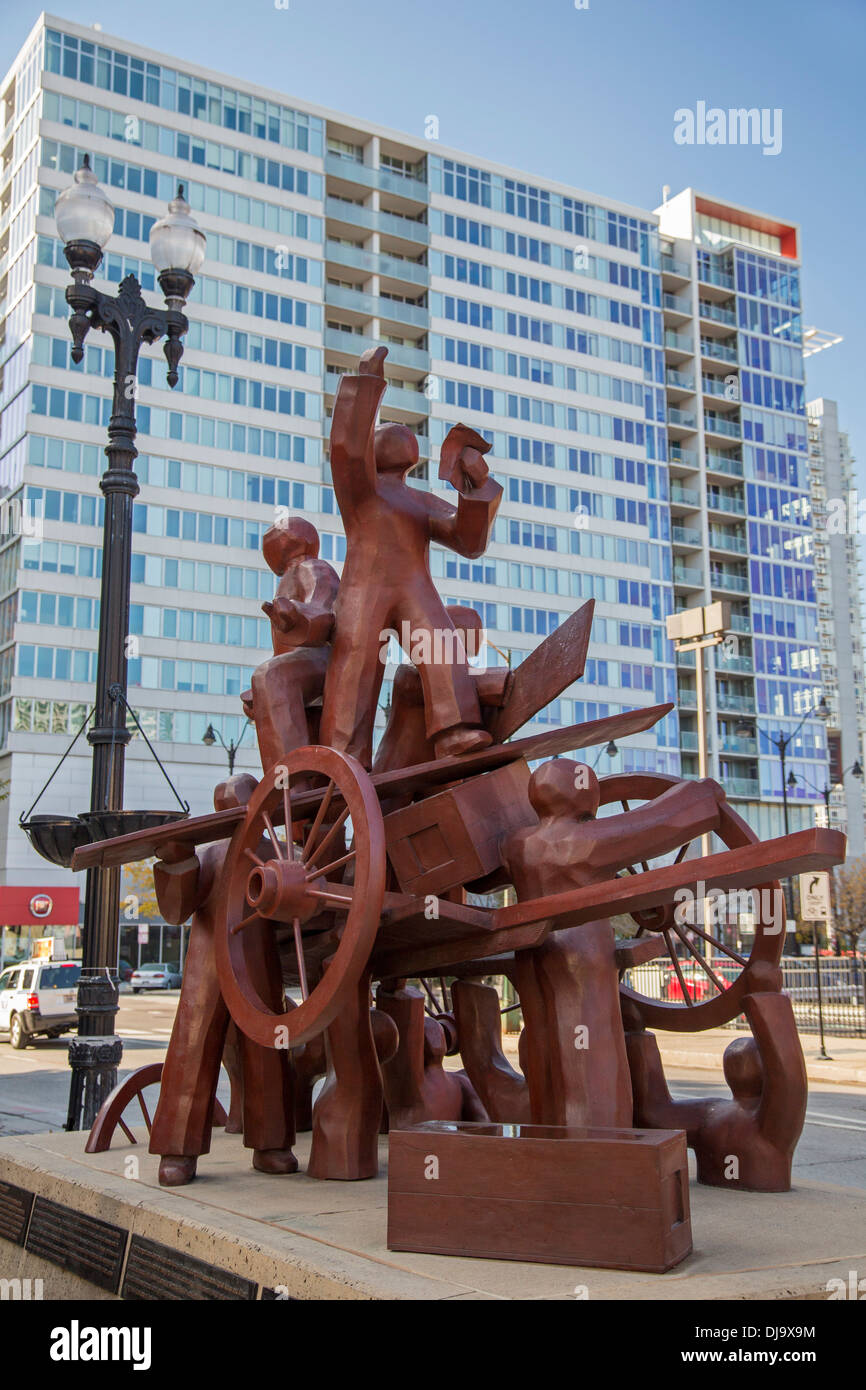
[502,1028,866,1087]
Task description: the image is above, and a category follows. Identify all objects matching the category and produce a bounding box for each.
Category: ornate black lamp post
[202,720,252,775]
[54,157,205,1130]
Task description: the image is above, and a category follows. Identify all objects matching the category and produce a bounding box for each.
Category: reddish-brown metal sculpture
[76,349,846,1269]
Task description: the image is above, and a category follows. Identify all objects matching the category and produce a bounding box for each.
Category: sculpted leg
[149,915,228,1185]
[308,968,383,1179]
[532,924,632,1128]
[452,980,530,1123]
[239,919,297,1173]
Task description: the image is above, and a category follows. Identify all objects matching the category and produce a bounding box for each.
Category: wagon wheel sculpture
[85,1062,229,1153]
[603,772,785,1032]
[214,746,386,1051]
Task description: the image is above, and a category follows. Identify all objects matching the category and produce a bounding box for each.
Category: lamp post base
[65,1034,124,1132]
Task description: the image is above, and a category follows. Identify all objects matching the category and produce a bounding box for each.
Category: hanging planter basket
[78,809,187,842]
[21,815,93,869]
[20,693,190,869]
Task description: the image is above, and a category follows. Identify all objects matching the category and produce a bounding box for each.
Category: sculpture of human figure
[373,605,511,790]
[624,981,807,1191]
[148,775,297,1186]
[375,980,488,1129]
[242,517,339,772]
[319,346,503,768]
[502,760,725,1129]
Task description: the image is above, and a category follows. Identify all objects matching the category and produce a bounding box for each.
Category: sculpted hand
[358,345,388,377]
[262,596,301,633]
[458,446,490,491]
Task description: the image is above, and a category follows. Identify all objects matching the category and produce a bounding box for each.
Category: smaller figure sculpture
[243,517,339,772]
[376,980,488,1129]
[624,983,807,1191]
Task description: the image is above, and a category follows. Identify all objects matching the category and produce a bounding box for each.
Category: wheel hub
[246,858,316,923]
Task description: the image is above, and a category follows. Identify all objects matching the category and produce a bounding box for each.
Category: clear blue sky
[2,0,864,486]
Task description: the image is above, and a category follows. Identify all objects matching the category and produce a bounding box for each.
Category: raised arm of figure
[329,347,388,519]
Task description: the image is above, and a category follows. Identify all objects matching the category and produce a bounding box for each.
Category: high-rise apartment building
[806,398,866,856]
[0,15,833,963]
[657,190,828,844]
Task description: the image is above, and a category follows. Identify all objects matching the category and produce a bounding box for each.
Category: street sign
[137,924,149,944]
[799,871,832,921]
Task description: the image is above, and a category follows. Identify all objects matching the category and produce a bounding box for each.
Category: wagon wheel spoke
[418,976,443,1016]
[118,1116,137,1145]
[306,883,353,909]
[293,917,309,1000]
[261,809,286,860]
[137,1091,152,1134]
[663,929,694,1006]
[304,806,350,868]
[670,922,728,993]
[231,909,264,936]
[681,917,748,967]
[305,848,356,883]
[244,847,265,868]
[301,779,336,860]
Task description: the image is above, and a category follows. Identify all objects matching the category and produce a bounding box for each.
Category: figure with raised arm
[319,347,503,768]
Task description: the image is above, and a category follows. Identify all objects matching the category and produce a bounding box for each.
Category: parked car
[0,959,81,1048]
[664,964,738,1003]
[130,963,182,993]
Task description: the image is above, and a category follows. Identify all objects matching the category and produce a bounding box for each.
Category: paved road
[1,995,865,1188]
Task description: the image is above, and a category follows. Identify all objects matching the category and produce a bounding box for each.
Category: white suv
[0,960,81,1048]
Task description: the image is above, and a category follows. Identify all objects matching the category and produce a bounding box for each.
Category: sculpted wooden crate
[387,1120,692,1273]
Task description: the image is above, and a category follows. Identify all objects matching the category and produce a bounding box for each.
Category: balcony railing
[664,330,693,352]
[324,328,430,372]
[324,153,428,202]
[697,263,735,290]
[325,239,430,287]
[723,777,761,798]
[669,446,699,468]
[705,414,741,438]
[661,255,690,277]
[719,736,758,756]
[705,452,743,477]
[710,570,750,593]
[673,564,704,587]
[663,293,691,315]
[699,301,737,327]
[700,337,737,364]
[672,525,702,546]
[709,529,748,554]
[324,371,430,415]
[667,408,698,428]
[707,491,745,515]
[715,691,756,713]
[326,196,430,245]
[670,484,701,507]
[665,369,695,390]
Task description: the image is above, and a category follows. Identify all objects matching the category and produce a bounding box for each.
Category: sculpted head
[722,1036,763,1100]
[262,517,319,574]
[527,759,600,822]
[374,422,419,475]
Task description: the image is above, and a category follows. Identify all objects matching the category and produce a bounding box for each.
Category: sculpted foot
[158,1155,197,1186]
[252,1147,299,1174]
[434,725,493,759]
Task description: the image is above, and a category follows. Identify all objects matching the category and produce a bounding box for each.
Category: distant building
[806,398,866,858]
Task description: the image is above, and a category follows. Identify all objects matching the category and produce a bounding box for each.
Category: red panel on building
[0,887,80,926]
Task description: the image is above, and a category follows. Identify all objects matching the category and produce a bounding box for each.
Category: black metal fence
[624,955,866,1038]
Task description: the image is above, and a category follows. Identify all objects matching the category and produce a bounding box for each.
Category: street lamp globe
[853,760,864,780]
[149,185,206,307]
[54,155,114,277]
[201,724,217,748]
